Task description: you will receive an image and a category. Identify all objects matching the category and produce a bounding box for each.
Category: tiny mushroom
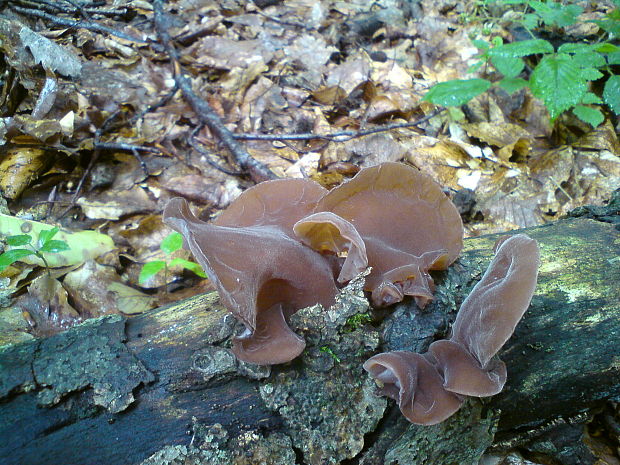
[297,162,464,308]
[163,178,338,365]
[363,234,540,425]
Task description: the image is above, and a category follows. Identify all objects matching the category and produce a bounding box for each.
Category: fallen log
[1,211,619,465]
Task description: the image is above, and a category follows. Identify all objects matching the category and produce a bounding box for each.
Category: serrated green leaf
[522,13,540,30]
[39,240,70,254]
[595,43,619,53]
[530,54,587,120]
[558,43,591,54]
[608,51,620,65]
[592,19,620,37]
[37,227,59,248]
[491,56,525,78]
[573,52,606,69]
[161,232,183,255]
[582,92,603,104]
[530,1,582,27]
[573,105,604,127]
[139,261,166,284]
[6,234,32,246]
[499,77,528,94]
[423,79,492,107]
[579,68,604,81]
[0,249,36,270]
[488,39,554,59]
[168,258,207,278]
[603,75,620,115]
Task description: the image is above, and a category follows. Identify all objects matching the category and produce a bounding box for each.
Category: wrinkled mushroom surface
[164,189,338,365]
[162,163,474,367]
[293,211,368,284]
[214,177,327,236]
[309,162,464,308]
[364,234,540,424]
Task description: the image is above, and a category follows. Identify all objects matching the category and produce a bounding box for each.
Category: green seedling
[319,346,341,363]
[0,227,70,272]
[344,313,373,333]
[424,0,620,127]
[139,232,206,285]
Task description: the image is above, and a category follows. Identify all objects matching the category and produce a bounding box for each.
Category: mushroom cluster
[163,162,540,425]
[363,234,540,424]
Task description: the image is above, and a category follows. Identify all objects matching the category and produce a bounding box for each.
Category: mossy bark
[0,216,618,465]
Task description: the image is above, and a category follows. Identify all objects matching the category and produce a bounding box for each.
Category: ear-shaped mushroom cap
[293,211,368,283]
[428,339,507,396]
[163,197,338,365]
[214,178,328,236]
[232,304,306,365]
[450,234,540,369]
[363,351,463,425]
[315,162,463,307]
[364,234,540,423]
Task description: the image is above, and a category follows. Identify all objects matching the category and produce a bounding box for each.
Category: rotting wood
[0,216,618,465]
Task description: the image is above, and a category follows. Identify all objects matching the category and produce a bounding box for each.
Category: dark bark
[0,215,618,465]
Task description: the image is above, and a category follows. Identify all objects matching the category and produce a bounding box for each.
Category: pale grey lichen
[383,401,498,465]
[140,422,296,465]
[32,314,154,413]
[258,272,386,465]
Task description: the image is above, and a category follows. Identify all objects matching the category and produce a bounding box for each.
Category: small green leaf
[530,54,587,120]
[491,36,503,47]
[573,105,604,127]
[594,43,619,53]
[6,234,32,246]
[491,56,525,78]
[168,258,207,278]
[558,43,591,54]
[522,13,540,30]
[0,249,36,270]
[582,92,603,104]
[579,68,604,81]
[38,227,59,248]
[591,19,620,38]
[530,1,582,27]
[603,75,620,115]
[574,53,606,69]
[160,232,183,255]
[488,39,554,58]
[608,51,620,65]
[139,261,166,284]
[423,79,492,107]
[499,77,528,94]
[39,240,70,254]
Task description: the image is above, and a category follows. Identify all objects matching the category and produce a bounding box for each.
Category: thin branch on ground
[152,0,277,183]
[189,126,243,176]
[10,4,153,46]
[232,110,445,142]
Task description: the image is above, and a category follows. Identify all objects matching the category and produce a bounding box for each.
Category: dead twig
[232,110,445,143]
[189,126,243,176]
[152,0,277,183]
[10,4,153,46]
